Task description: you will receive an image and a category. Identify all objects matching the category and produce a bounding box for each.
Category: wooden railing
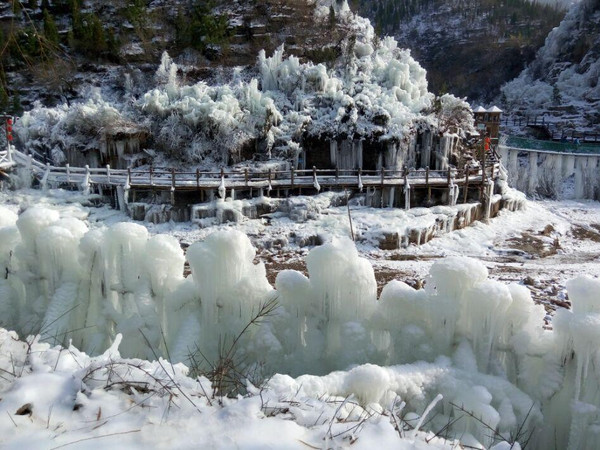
[502,115,600,143]
[11,148,499,192]
[0,148,13,168]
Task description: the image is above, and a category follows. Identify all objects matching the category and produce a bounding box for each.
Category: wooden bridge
[0,147,501,207]
[502,115,600,143]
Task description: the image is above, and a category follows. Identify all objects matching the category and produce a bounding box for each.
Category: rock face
[500,0,600,132]
[0,0,354,111]
[356,0,564,102]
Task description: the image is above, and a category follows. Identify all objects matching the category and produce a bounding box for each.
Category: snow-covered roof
[473,105,502,114]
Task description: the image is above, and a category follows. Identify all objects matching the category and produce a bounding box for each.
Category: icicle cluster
[2,205,600,448]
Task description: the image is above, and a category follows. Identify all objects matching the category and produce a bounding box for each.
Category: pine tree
[552,85,562,105]
[329,5,336,28]
[0,87,8,113]
[11,92,22,115]
[43,9,60,46]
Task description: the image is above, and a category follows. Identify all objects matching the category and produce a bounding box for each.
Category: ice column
[528,151,538,196]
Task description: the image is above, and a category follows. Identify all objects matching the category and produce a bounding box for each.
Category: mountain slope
[356,0,565,102]
[500,0,600,132]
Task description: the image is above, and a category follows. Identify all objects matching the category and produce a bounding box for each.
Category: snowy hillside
[357,0,565,102]
[500,0,600,132]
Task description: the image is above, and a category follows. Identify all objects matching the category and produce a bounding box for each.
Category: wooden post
[106,164,111,184]
[290,167,294,188]
[171,168,176,190]
[244,168,249,186]
[66,163,71,182]
[335,166,339,181]
[481,132,486,175]
[149,166,154,185]
[196,168,200,188]
[127,168,132,186]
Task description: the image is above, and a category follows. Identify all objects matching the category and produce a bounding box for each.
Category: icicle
[508,149,519,188]
[574,158,585,199]
[484,180,494,221]
[218,175,226,199]
[41,163,50,191]
[81,165,91,196]
[404,178,411,210]
[356,140,363,169]
[123,173,131,206]
[448,178,459,206]
[528,152,538,196]
[358,172,363,192]
[410,394,443,439]
[330,140,338,166]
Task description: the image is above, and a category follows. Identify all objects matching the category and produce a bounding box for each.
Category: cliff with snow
[500,0,600,132]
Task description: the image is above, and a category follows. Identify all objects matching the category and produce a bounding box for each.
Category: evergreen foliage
[43,9,60,46]
[173,1,230,56]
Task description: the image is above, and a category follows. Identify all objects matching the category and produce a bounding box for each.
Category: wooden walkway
[4,148,500,197]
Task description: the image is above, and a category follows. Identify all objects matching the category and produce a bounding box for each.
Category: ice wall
[500,146,600,200]
[1,207,600,448]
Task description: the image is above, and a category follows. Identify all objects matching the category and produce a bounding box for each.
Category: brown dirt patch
[260,251,307,286]
[572,224,600,243]
[505,232,560,258]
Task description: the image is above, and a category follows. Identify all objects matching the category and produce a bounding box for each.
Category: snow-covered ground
[1,186,599,449]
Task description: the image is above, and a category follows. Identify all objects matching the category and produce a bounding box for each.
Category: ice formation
[1,205,600,448]
[498,145,600,200]
[14,1,473,168]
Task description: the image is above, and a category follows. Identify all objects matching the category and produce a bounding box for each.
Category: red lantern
[6,117,12,142]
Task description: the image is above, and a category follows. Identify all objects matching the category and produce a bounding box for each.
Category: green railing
[506,136,600,154]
